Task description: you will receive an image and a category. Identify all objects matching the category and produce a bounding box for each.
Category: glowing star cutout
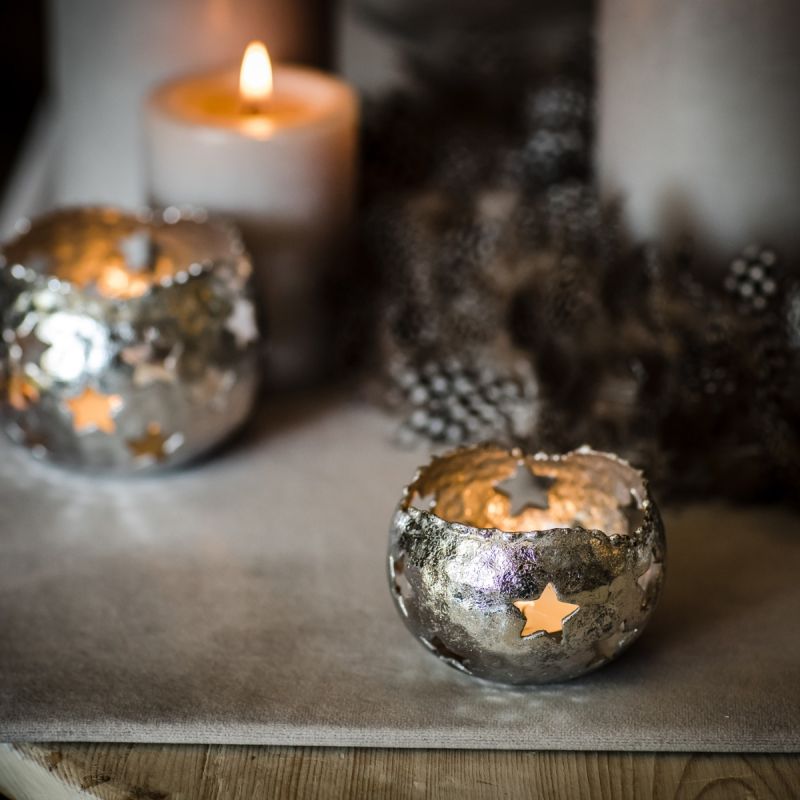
[65,386,123,434]
[513,583,580,638]
[496,463,556,516]
[225,298,258,348]
[6,374,39,410]
[126,422,180,462]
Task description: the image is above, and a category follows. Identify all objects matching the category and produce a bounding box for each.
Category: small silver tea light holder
[388,444,666,684]
[0,206,261,473]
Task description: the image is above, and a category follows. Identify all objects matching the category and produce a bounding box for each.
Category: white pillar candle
[145,43,359,385]
[597,0,800,261]
[49,0,332,207]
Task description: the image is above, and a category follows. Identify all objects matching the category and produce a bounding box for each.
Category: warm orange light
[239,40,273,112]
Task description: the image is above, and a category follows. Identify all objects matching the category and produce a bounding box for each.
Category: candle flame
[239,40,273,112]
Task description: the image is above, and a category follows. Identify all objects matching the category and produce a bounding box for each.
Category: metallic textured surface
[388,444,665,684]
[0,207,260,473]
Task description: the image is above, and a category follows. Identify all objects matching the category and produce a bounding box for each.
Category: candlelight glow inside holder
[388,444,666,684]
[0,206,261,473]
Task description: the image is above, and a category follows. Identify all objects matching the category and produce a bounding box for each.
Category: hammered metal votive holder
[0,206,261,472]
[388,444,666,684]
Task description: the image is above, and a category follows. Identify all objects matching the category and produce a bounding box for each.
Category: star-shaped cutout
[513,583,580,637]
[636,560,663,594]
[121,342,181,387]
[620,491,646,535]
[118,230,158,272]
[496,463,556,516]
[131,361,175,387]
[120,342,151,366]
[410,490,437,512]
[12,326,50,371]
[6,373,39,411]
[225,298,258,349]
[586,629,627,670]
[192,366,236,410]
[126,423,182,462]
[94,262,150,300]
[65,386,123,434]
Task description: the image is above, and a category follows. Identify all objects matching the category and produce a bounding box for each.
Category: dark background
[0,1,45,197]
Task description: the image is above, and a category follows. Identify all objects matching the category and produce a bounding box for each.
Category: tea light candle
[597,0,800,262]
[388,444,665,684]
[0,207,260,473]
[145,42,359,384]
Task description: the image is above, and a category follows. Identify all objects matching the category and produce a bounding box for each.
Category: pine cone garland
[540,181,605,256]
[360,69,800,501]
[785,283,800,350]
[388,357,538,447]
[723,245,779,314]
[518,129,588,186]
[523,80,591,133]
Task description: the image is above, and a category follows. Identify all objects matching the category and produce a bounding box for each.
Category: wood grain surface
[0,744,798,800]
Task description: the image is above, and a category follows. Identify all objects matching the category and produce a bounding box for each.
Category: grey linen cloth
[1,397,799,750]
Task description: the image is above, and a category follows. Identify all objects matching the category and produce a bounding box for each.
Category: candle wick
[240,98,269,116]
